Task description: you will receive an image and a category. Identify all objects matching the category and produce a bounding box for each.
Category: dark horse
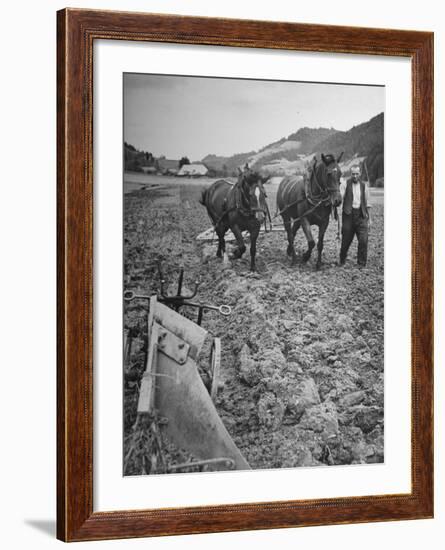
[199,166,269,271]
[276,153,343,269]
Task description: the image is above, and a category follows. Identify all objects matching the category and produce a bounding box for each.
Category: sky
[124,73,384,161]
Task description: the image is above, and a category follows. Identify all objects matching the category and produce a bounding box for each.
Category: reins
[272,162,339,223]
[207,164,337,236]
[308,163,326,202]
[211,178,269,229]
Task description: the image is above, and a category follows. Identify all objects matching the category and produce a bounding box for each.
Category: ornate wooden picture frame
[57,8,433,542]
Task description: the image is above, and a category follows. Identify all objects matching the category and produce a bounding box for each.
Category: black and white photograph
[123,72,385,476]
[0,0,439,546]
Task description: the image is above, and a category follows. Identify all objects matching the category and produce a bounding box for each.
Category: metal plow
[124,268,250,475]
[196,223,284,242]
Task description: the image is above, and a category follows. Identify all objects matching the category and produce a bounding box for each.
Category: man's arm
[365,183,372,227]
[365,182,372,207]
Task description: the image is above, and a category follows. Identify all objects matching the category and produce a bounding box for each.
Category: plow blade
[155,352,250,471]
[137,296,250,471]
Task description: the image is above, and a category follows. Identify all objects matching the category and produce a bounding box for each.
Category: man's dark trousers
[340,208,368,266]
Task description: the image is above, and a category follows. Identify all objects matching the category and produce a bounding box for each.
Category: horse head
[237,164,269,223]
[317,152,343,207]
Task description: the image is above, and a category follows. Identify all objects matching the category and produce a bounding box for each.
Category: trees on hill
[179,156,190,168]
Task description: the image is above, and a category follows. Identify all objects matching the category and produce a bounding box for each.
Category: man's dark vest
[343,178,368,217]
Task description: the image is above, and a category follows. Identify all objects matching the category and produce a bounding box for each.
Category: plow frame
[123,293,249,476]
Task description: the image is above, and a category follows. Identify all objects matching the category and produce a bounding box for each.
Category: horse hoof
[286,246,293,256]
[316,262,322,270]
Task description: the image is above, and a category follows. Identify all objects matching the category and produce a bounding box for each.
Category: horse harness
[213,178,271,230]
[273,163,337,222]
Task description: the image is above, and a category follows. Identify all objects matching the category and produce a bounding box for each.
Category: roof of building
[141,166,157,173]
[157,158,179,170]
[177,163,208,176]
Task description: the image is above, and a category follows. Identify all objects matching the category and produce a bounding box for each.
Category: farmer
[339,165,372,267]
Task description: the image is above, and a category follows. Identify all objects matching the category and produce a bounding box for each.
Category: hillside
[202,127,338,176]
[201,113,384,183]
[313,113,384,183]
[125,112,384,183]
[286,127,339,154]
[201,151,255,175]
[124,142,155,172]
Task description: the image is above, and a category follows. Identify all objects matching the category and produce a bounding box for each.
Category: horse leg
[283,216,297,265]
[291,220,301,264]
[292,220,301,238]
[215,224,226,258]
[249,224,261,272]
[316,217,330,270]
[231,224,246,259]
[301,218,315,263]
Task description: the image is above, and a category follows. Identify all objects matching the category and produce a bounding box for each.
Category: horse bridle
[273,161,341,222]
[237,175,268,218]
[211,175,270,230]
[308,162,340,205]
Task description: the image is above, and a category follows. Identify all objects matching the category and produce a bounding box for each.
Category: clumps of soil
[209,256,384,468]
[124,182,384,472]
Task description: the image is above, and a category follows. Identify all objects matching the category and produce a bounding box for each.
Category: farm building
[177,163,208,177]
[140,166,157,174]
[157,158,180,175]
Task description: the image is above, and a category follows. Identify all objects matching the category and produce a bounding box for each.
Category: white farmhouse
[177,163,208,177]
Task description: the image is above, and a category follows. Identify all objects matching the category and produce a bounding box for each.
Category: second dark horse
[276,153,343,269]
[200,166,269,271]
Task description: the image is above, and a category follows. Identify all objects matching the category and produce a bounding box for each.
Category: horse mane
[309,159,325,179]
[305,153,341,201]
[231,180,246,210]
[305,159,329,200]
[231,168,263,212]
[237,169,262,187]
[321,153,336,166]
[312,153,337,180]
